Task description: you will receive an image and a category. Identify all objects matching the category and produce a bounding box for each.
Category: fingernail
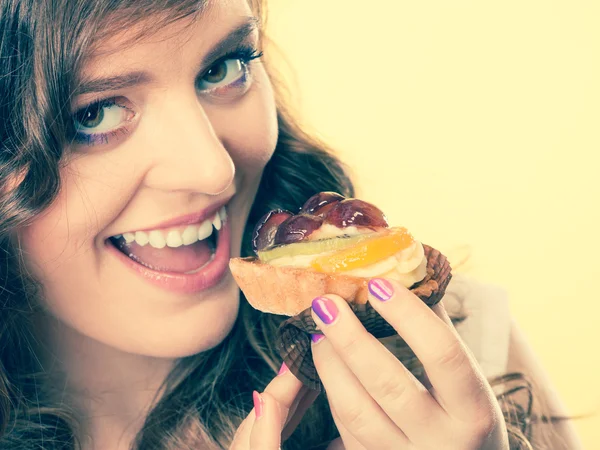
[368,278,394,301]
[311,333,325,344]
[253,391,264,419]
[312,296,339,324]
[278,362,289,375]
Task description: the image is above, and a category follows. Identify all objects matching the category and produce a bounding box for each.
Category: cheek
[17,158,139,300]
[19,189,87,276]
[17,195,94,331]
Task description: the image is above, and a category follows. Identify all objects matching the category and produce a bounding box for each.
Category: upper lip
[110,195,233,237]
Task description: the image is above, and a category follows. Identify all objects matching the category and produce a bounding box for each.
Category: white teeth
[198,220,213,240]
[148,230,166,249]
[116,206,227,249]
[135,231,149,246]
[182,226,199,245]
[212,213,222,231]
[166,230,183,248]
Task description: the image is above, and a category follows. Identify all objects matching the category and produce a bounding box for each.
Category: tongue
[116,238,214,273]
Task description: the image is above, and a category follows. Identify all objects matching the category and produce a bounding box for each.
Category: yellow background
[266,1,600,447]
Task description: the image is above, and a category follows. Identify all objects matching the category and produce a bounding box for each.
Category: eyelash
[70,45,263,147]
[215,46,263,75]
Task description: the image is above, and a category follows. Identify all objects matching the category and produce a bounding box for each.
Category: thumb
[230,367,305,449]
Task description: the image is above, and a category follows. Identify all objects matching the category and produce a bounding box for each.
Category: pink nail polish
[278,362,289,375]
[253,391,263,419]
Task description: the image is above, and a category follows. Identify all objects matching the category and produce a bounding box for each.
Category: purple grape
[324,199,389,228]
[273,214,324,245]
[252,210,293,252]
[300,192,346,216]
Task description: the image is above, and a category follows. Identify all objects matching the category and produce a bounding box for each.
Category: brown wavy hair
[0,0,557,448]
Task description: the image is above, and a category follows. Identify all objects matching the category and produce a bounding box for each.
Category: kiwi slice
[257,232,377,263]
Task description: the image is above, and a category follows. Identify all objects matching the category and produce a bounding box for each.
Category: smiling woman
[0,0,580,449]
[0,0,347,448]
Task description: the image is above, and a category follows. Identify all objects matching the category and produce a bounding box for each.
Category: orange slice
[310,227,414,273]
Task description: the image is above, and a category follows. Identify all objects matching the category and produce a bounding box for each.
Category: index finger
[262,364,305,416]
[367,278,492,420]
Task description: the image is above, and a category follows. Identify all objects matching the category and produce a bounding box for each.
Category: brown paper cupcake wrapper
[276,244,452,391]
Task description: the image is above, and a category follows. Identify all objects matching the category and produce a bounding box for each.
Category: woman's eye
[73,100,134,135]
[197,58,246,91]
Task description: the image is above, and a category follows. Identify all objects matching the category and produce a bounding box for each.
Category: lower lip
[106,221,232,294]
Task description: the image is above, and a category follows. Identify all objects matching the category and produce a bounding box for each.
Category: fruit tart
[229,192,452,316]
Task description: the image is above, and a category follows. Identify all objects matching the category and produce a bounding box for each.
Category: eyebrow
[74,17,260,97]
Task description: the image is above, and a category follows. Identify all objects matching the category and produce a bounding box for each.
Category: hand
[230,364,318,450]
[310,278,510,450]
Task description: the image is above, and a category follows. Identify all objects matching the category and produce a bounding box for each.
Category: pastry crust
[229,244,451,316]
[229,257,369,315]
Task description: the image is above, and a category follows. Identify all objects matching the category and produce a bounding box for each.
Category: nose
[142,92,235,196]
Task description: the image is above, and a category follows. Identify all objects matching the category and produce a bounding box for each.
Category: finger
[422,301,456,400]
[311,295,446,440]
[231,415,252,450]
[249,391,282,450]
[329,403,368,450]
[262,363,305,417]
[311,334,410,449]
[429,300,480,366]
[431,300,454,327]
[366,278,492,420]
[233,365,305,446]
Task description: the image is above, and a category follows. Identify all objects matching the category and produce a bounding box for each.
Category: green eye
[204,61,230,84]
[72,98,135,139]
[76,104,105,129]
[197,59,245,90]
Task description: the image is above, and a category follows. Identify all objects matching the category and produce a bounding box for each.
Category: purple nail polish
[311,333,325,344]
[312,296,339,324]
[368,278,394,301]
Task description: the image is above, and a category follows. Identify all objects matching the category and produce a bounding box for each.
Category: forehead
[81,0,255,81]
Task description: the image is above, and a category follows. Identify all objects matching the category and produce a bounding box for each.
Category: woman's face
[18,0,277,357]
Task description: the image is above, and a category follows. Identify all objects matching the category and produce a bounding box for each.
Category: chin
[52,274,243,360]
[131,277,242,359]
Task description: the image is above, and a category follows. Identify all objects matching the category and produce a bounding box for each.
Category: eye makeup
[72,126,131,146]
[196,45,262,97]
[70,44,263,148]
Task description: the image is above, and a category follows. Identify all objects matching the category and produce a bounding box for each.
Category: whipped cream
[268,225,428,288]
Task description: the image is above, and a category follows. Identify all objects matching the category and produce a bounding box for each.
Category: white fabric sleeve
[443,273,512,379]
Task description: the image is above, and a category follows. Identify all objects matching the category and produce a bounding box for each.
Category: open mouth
[107,207,227,275]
